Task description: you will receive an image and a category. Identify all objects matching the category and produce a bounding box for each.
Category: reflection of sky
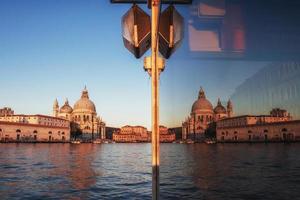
[0,0,282,128]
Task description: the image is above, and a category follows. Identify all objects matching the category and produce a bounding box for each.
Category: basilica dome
[214,98,227,114]
[73,87,96,113]
[191,88,213,113]
[60,99,73,114]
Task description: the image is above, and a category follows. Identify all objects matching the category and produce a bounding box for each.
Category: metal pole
[151,0,161,199]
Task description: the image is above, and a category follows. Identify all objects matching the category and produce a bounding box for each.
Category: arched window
[33,130,38,134]
[0,128,2,132]
[16,129,21,133]
[48,131,52,134]
[248,130,252,134]
[264,129,268,133]
[282,128,287,132]
[87,115,89,121]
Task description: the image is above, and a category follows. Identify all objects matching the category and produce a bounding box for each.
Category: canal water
[1,143,300,200]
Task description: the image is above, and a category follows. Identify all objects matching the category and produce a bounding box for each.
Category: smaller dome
[214,98,226,114]
[60,99,73,114]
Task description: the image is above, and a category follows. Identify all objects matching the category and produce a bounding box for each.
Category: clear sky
[0,0,268,128]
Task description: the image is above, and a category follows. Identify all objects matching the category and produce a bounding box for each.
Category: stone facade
[53,87,106,139]
[182,87,233,141]
[113,125,150,143]
[159,126,176,143]
[0,116,70,142]
[216,109,299,142]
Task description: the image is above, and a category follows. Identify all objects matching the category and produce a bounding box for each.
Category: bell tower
[53,99,59,117]
[227,99,233,118]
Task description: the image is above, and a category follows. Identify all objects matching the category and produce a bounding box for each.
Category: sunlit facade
[216,108,300,142]
[0,115,70,142]
[159,125,176,143]
[112,125,149,143]
[182,87,233,141]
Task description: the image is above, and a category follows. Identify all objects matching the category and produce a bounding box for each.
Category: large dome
[60,99,73,113]
[191,87,213,113]
[73,87,96,113]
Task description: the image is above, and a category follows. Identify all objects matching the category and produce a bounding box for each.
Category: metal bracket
[144,56,165,76]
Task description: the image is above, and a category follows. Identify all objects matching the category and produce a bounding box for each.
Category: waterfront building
[0,107,14,117]
[231,61,300,119]
[0,115,70,142]
[159,126,176,143]
[53,87,106,140]
[182,87,233,141]
[216,108,300,142]
[112,125,149,143]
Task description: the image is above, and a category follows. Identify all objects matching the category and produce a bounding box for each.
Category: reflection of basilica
[53,87,105,139]
[182,87,233,141]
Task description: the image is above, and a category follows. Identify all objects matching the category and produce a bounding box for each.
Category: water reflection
[1,143,300,199]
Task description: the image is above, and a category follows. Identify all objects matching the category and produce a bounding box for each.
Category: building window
[282,128,287,132]
[16,129,21,133]
[33,130,38,134]
[48,131,52,134]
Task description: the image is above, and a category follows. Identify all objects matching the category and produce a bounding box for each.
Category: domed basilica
[53,87,105,139]
[182,87,233,141]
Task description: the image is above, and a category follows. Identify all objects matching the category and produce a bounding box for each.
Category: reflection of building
[0,107,14,117]
[113,125,150,143]
[0,115,70,142]
[216,108,300,142]
[231,62,300,119]
[159,126,176,143]
[182,87,233,141]
[53,87,106,139]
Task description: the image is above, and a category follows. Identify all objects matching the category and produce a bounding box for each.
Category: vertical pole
[151,0,160,200]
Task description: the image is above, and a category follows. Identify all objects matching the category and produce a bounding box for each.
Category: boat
[92,140,101,144]
[205,139,217,144]
[186,139,195,144]
[71,140,81,144]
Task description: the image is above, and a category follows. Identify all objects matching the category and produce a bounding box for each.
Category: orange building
[159,126,176,143]
[216,108,299,142]
[112,125,150,143]
[0,115,70,142]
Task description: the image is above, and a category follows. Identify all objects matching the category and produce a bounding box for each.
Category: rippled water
[1,143,300,200]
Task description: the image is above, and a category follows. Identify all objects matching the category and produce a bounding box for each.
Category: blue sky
[0,0,268,128]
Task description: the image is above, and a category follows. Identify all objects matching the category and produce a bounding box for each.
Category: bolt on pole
[151,0,161,199]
